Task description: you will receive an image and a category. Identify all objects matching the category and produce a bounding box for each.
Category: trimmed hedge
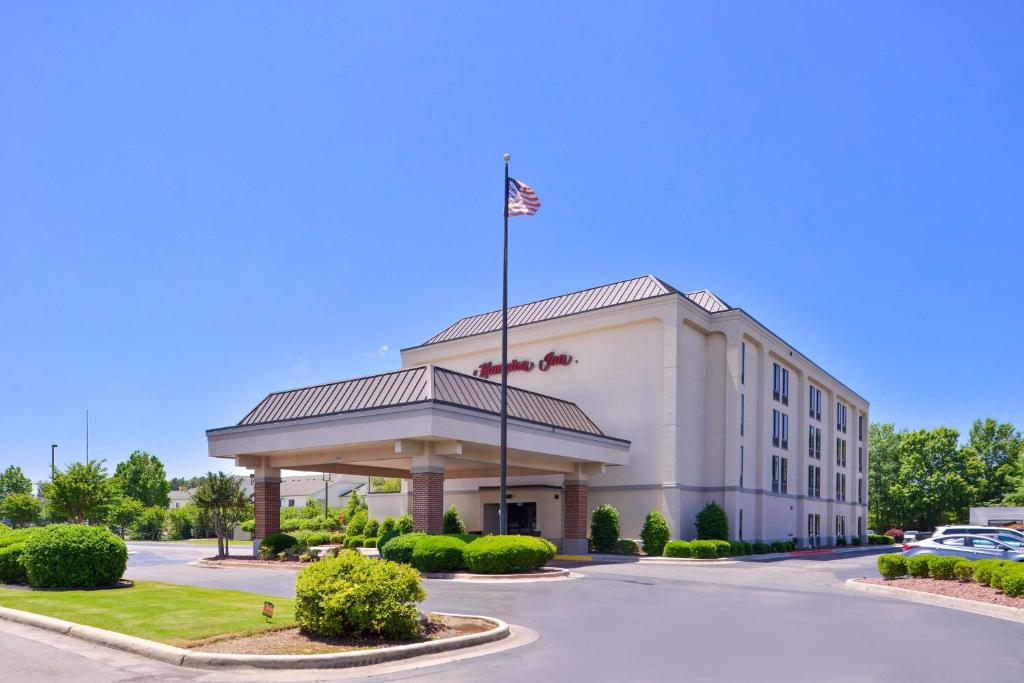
[23,524,127,589]
[410,536,467,573]
[1002,572,1024,598]
[590,504,620,554]
[0,527,43,584]
[380,532,426,564]
[928,556,962,580]
[329,533,346,544]
[260,532,297,555]
[0,522,10,534]
[974,559,1013,586]
[663,540,691,558]
[877,554,907,579]
[710,540,731,558]
[640,510,670,556]
[695,502,729,541]
[752,542,770,554]
[295,551,425,639]
[689,540,718,559]
[305,531,331,547]
[614,539,639,555]
[363,537,378,548]
[954,561,975,582]
[345,536,364,549]
[442,505,466,535]
[445,534,481,544]
[906,555,931,578]
[461,536,556,574]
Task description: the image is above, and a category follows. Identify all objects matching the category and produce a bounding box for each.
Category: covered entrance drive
[206,366,629,555]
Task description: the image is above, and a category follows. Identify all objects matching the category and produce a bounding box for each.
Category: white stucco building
[207,275,868,553]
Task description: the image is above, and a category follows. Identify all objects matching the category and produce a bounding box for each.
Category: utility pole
[50,444,58,479]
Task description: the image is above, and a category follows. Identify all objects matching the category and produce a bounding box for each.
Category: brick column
[411,470,444,534]
[563,480,589,555]
[254,478,281,549]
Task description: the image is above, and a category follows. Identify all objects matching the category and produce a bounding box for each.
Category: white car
[903,534,1024,562]
[933,525,1024,543]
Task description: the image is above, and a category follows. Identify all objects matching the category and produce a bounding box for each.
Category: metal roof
[279,477,365,498]
[237,365,609,438]
[418,275,730,347]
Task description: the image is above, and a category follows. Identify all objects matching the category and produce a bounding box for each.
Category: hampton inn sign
[472,351,574,379]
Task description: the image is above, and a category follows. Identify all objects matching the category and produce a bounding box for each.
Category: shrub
[590,504,620,554]
[990,564,1024,591]
[689,540,718,559]
[770,541,788,553]
[973,560,1012,586]
[306,532,331,547]
[883,535,896,545]
[695,502,729,541]
[294,552,426,639]
[411,536,467,572]
[363,537,378,548]
[0,527,42,584]
[742,541,753,555]
[1002,572,1024,598]
[462,536,556,574]
[445,534,480,544]
[281,518,301,532]
[363,518,380,539]
[954,561,975,582]
[906,555,931,578]
[615,539,639,555]
[928,556,961,580]
[710,540,731,558]
[241,519,256,534]
[380,532,426,563]
[785,541,796,552]
[663,540,691,558]
[877,554,907,580]
[347,510,368,536]
[377,527,401,551]
[639,509,670,556]
[442,505,466,535]
[752,542,770,554]
[0,522,10,534]
[851,536,862,546]
[345,536,364,549]
[884,529,904,543]
[836,536,847,547]
[379,516,397,536]
[728,541,744,556]
[329,533,346,544]
[395,513,414,534]
[22,524,127,588]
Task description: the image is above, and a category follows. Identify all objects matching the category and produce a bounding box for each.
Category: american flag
[506,178,541,216]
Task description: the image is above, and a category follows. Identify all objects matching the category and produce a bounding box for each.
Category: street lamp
[50,444,58,479]
[322,472,332,518]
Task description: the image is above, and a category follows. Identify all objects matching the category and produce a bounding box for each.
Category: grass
[0,581,295,647]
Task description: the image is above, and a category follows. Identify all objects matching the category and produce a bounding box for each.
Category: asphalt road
[2,543,1023,682]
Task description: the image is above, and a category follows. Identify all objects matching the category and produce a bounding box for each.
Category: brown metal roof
[236,366,611,438]
[417,275,730,347]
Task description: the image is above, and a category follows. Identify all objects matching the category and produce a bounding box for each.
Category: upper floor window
[837,402,848,434]
[858,415,865,441]
[808,426,822,460]
[858,446,864,473]
[836,438,847,467]
[809,386,822,421]
[772,409,781,447]
[781,413,789,450]
[772,455,788,494]
[740,394,745,437]
[808,465,821,498]
[858,478,864,504]
[740,342,746,385]
[773,363,790,405]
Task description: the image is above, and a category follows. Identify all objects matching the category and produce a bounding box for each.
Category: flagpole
[499,153,510,536]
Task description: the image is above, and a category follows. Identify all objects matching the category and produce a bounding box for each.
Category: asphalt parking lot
[2,543,1023,682]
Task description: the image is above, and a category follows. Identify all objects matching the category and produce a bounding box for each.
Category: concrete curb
[195,559,302,570]
[844,579,1024,625]
[0,605,510,670]
[421,567,570,581]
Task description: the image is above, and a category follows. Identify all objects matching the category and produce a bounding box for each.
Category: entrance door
[483,504,500,535]
[508,502,538,535]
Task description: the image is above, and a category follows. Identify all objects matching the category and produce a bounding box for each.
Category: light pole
[322,472,332,518]
[50,444,58,479]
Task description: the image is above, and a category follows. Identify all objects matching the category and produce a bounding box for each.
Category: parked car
[903,530,921,542]
[934,525,1024,543]
[903,534,1024,561]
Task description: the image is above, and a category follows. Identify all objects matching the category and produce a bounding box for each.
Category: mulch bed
[189,614,493,655]
[202,556,307,568]
[858,577,1024,609]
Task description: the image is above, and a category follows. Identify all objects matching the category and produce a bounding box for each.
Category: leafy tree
[343,489,368,522]
[192,472,248,556]
[166,505,195,540]
[695,501,729,540]
[113,451,171,508]
[968,419,1022,505]
[133,506,166,541]
[868,423,905,531]
[0,492,41,528]
[370,476,401,493]
[442,505,465,534]
[43,460,115,524]
[893,427,982,530]
[107,497,145,538]
[302,497,324,519]
[590,504,620,553]
[640,509,671,556]
[168,476,201,491]
[0,466,32,502]
[395,513,414,534]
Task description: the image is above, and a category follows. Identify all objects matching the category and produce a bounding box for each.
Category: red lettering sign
[472,352,573,378]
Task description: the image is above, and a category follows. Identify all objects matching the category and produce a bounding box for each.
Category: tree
[113,451,171,508]
[0,465,32,502]
[191,472,249,557]
[43,460,115,524]
[343,489,368,522]
[0,492,41,528]
[168,476,201,491]
[590,504,620,553]
[107,497,145,538]
[442,505,465,534]
[640,509,671,556]
[868,423,905,531]
[968,419,1023,505]
[133,506,167,540]
[695,501,729,540]
[893,427,982,530]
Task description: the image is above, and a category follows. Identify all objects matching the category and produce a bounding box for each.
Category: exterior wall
[401,292,869,546]
[970,507,1024,526]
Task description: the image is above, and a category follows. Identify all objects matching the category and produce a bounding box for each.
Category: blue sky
[1,3,1022,483]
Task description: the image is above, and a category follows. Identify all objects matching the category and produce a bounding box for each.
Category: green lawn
[0,581,295,647]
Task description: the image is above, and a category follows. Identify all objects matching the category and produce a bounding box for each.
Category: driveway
[1,543,1022,682]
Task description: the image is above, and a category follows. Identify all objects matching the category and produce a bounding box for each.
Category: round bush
[0,528,42,584]
[411,536,467,572]
[260,532,297,554]
[728,541,744,556]
[884,528,904,543]
[280,518,301,532]
[770,541,788,553]
[442,505,466,535]
[695,502,729,541]
[23,524,127,588]
[363,537,378,548]
[615,539,639,555]
[380,532,426,563]
[1001,572,1024,598]
[927,556,961,580]
[329,533,346,544]
[710,540,731,558]
[395,514,414,534]
[663,540,691,558]
[752,542,770,554]
[305,532,331,546]
[590,504,619,554]
[906,555,931,578]
[462,536,556,574]
[295,552,426,639]
[0,522,10,534]
[640,510,670,556]
[345,536,364,549]
[741,541,753,555]
[954,561,975,582]
[990,565,1024,591]
[363,518,380,539]
[689,540,718,559]
[973,559,1012,586]
[877,554,907,579]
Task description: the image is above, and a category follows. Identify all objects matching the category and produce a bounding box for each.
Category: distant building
[278,475,365,509]
[969,507,1024,528]
[169,488,192,509]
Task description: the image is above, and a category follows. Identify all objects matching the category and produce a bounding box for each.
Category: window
[740,342,746,385]
[781,457,788,494]
[836,438,847,467]
[837,402,847,434]
[772,455,781,493]
[809,386,821,421]
[739,446,745,488]
[858,516,863,537]
[287,499,295,507]
[808,426,815,459]
[858,446,863,473]
[858,479,863,504]
[808,514,821,546]
[739,509,744,540]
[970,537,1003,550]
[740,394,745,436]
[858,415,865,442]
[808,465,821,498]
[781,413,789,450]
[808,426,821,459]
[772,410,781,447]
[836,515,847,537]
[781,367,789,405]
[835,473,847,502]
[936,536,966,547]
[773,363,781,401]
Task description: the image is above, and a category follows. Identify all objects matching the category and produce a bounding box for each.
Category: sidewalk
[554,544,898,564]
